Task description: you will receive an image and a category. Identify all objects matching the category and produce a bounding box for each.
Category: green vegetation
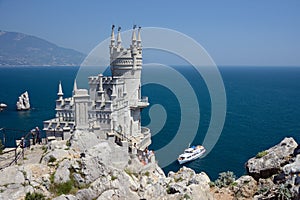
[174,177,183,182]
[50,180,74,196]
[66,140,71,147]
[0,139,4,154]
[277,183,293,199]
[231,181,238,186]
[183,193,191,199]
[25,192,46,200]
[208,181,215,187]
[124,168,138,178]
[144,171,150,177]
[214,171,236,188]
[48,156,57,163]
[111,175,118,181]
[256,150,268,158]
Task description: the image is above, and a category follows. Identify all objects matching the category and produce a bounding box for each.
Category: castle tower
[110,25,148,139]
[110,26,143,105]
[73,89,90,130]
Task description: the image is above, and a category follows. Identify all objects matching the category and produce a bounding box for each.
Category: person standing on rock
[35,127,41,144]
[20,137,25,148]
[31,128,36,145]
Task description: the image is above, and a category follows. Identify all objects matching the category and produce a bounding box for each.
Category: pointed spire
[110,25,115,46]
[73,79,77,92]
[117,26,122,48]
[137,26,142,47]
[57,81,63,99]
[132,25,137,46]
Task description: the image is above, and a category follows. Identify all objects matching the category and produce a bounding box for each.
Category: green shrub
[0,139,4,154]
[256,151,268,158]
[66,140,71,147]
[25,192,46,200]
[144,171,150,177]
[50,180,74,196]
[111,175,118,181]
[277,183,293,199]
[183,193,191,199]
[214,171,236,188]
[48,156,56,163]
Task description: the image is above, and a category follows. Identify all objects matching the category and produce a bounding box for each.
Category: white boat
[0,103,7,111]
[177,145,206,164]
[16,91,30,111]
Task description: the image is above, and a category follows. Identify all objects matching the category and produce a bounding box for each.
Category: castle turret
[110,26,143,105]
[57,81,64,100]
[117,27,122,49]
[131,25,137,47]
[73,79,78,95]
[110,25,115,55]
[137,26,142,48]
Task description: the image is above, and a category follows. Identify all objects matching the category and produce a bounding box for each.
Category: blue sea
[0,66,300,180]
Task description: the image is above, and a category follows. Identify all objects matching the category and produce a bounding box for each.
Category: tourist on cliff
[31,128,36,145]
[35,127,41,144]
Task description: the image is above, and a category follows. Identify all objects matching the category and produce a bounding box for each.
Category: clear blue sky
[0,0,299,66]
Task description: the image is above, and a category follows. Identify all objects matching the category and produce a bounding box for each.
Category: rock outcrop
[0,130,214,200]
[1,133,299,200]
[246,137,297,180]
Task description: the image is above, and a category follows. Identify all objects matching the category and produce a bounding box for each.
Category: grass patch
[124,168,138,178]
[25,192,46,200]
[231,182,238,186]
[111,175,118,181]
[50,180,74,196]
[256,151,268,158]
[174,177,183,182]
[144,171,150,177]
[183,193,191,199]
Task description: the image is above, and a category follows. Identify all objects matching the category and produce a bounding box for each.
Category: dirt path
[0,144,45,169]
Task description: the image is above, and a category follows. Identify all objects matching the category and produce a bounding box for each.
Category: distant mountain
[0,30,86,66]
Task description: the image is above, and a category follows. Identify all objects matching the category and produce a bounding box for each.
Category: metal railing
[0,128,33,169]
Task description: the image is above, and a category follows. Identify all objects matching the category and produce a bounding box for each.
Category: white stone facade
[43,26,151,151]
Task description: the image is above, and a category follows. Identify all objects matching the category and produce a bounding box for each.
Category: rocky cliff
[0,130,213,200]
[0,133,299,200]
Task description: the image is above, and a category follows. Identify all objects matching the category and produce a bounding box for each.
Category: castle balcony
[137,127,152,151]
[130,96,149,109]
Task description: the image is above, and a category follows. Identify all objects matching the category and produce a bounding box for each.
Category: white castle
[43,26,151,152]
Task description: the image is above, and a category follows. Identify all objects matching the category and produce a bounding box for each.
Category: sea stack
[16,91,30,111]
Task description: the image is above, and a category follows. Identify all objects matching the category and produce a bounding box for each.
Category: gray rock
[76,188,97,200]
[0,166,25,186]
[54,159,71,183]
[42,149,70,164]
[233,175,257,198]
[0,184,33,200]
[52,194,77,200]
[73,173,85,186]
[70,130,101,152]
[246,137,298,180]
[23,164,50,185]
[283,154,300,174]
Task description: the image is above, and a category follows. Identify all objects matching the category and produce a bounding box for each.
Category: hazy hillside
[0,30,85,66]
